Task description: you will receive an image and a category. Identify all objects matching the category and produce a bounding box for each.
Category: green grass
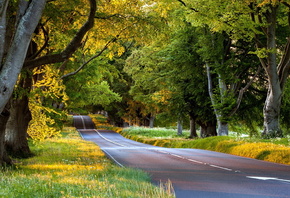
[121,127,190,139]
[0,127,174,198]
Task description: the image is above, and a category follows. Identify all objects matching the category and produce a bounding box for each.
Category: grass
[0,126,174,198]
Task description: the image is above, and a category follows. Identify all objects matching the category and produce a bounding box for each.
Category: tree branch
[23,0,96,69]
[27,24,49,60]
[61,36,118,79]
[229,66,262,117]
[176,0,198,12]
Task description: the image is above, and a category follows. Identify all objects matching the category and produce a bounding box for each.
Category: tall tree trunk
[259,6,283,137]
[189,116,198,138]
[0,1,45,166]
[0,109,12,166]
[5,92,32,158]
[217,72,229,136]
[206,63,228,136]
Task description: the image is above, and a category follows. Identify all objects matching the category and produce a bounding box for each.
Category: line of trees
[1,0,290,167]
[113,0,290,139]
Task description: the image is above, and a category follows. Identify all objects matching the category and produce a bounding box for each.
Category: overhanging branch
[23,0,96,69]
[229,66,262,117]
[61,36,119,79]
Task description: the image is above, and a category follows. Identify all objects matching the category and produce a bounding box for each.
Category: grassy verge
[0,126,174,198]
[120,127,290,165]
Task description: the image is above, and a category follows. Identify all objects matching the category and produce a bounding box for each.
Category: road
[74,115,290,198]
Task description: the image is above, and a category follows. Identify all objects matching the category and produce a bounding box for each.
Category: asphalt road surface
[74,115,290,198]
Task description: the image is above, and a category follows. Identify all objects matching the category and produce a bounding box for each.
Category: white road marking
[187,159,204,164]
[170,154,185,159]
[247,176,290,183]
[102,149,124,167]
[94,129,125,147]
[210,164,232,171]
[80,116,86,129]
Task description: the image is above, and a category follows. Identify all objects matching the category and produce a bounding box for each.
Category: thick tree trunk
[0,110,12,166]
[189,116,198,138]
[5,95,32,158]
[262,87,282,137]
[260,6,282,137]
[0,1,46,167]
[217,121,228,136]
[199,121,217,138]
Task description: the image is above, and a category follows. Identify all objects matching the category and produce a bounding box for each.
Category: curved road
[74,115,290,198]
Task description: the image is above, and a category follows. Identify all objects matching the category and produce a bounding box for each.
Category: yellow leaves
[28,66,68,141]
[27,103,61,141]
[32,65,68,102]
[152,90,172,104]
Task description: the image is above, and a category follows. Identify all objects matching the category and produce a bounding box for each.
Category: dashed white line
[170,154,185,159]
[187,159,204,164]
[210,164,232,171]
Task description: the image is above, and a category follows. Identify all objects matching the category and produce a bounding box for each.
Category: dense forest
[1,0,290,166]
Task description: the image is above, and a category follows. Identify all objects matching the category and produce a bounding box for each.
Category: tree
[124,47,164,127]
[196,29,261,136]
[156,24,218,137]
[5,70,33,158]
[144,1,262,136]
[177,0,290,137]
[0,0,97,166]
[0,0,46,165]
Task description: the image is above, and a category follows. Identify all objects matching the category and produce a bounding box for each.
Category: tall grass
[0,127,174,198]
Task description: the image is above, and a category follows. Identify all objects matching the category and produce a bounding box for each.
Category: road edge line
[102,149,124,167]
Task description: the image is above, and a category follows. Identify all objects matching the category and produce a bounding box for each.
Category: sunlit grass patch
[0,127,174,198]
[230,142,290,164]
